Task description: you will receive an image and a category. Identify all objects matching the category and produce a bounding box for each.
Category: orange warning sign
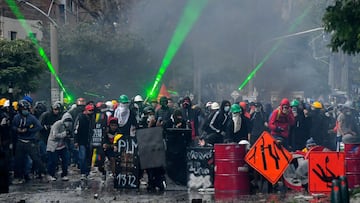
[245,131,293,185]
[308,151,345,193]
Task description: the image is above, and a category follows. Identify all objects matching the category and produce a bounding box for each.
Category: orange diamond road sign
[308,151,345,194]
[245,131,293,185]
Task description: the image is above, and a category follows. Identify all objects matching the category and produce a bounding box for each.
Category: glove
[275,126,284,133]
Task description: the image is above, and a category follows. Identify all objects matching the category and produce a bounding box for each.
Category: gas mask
[119,103,129,108]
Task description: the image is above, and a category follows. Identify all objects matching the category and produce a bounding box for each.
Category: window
[10,31,17,40]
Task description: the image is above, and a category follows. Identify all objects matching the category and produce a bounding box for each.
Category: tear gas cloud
[128,0,330,102]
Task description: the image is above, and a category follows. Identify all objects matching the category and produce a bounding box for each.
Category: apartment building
[0,0,82,41]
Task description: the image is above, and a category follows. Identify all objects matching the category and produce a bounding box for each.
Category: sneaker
[80,174,87,180]
[61,176,69,181]
[12,178,24,185]
[47,175,57,181]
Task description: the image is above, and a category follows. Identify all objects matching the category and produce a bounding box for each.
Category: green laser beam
[5,0,71,101]
[148,0,208,98]
[238,6,312,90]
[84,92,105,99]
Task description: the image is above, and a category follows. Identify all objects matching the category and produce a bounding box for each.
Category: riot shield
[114,136,140,189]
[164,128,192,185]
[137,127,166,169]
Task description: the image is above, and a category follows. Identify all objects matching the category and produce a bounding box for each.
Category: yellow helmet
[0,98,6,107]
[12,101,18,111]
[312,101,323,109]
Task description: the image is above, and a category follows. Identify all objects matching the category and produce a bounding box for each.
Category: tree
[0,39,46,98]
[323,0,360,54]
[57,22,156,99]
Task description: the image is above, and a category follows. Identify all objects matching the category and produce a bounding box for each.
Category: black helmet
[18,99,31,110]
[143,106,155,114]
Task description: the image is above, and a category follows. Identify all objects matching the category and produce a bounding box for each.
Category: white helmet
[105,101,113,110]
[134,95,144,102]
[206,101,212,108]
[239,140,250,150]
[3,100,10,107]
[211,102,220,110]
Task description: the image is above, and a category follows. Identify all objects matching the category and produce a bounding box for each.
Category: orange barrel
[214,143,250,195]
[344,143,360,189]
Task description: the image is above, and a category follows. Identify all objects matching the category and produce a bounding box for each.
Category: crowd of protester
[0,94,359,193]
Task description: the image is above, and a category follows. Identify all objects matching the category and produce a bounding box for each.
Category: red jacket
[268,99,295,138]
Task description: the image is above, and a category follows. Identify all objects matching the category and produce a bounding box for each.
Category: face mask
[147,115,155,122]
[224,106,230,112]
[232,112,239,117]
[63,121,72,129]
[120,103,129,108]
[21,110,29,116]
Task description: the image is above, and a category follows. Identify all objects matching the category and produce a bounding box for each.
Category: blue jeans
[47,148,69,177]
[78,145,91,176]
[38,140,47,163]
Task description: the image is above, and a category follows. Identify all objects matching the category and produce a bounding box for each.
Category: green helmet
[118,94,129,103]
[290,99,299,107]
[230,104,241,113]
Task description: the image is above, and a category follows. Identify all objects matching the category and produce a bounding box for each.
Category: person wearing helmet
[268,98,295,149]
[103,117,119,177]
[155,96,174,127]
[308,101,329,147]
[130,95,145,125]
[289,99,309,151]
[224,104,251,143]
[11,100,46,184]
[139,106,156,128]
[200,100,231,146]
[239,101,250,119]
[104,101,114,118]
[90,101,109,180]
[39,102,63,163]
[114,94,138,137]
[74,103,95,180]
[0,99,12,182]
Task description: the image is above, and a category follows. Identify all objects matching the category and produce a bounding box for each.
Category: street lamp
[17,0,60,104]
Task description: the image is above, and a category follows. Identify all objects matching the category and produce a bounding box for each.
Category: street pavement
[0,166,358,203]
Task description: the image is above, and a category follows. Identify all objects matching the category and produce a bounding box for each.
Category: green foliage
[323,0,360,54]
[0,39,46,98]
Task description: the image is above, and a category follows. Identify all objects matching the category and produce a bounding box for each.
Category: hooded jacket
[204,100,231,134]
[268,98,295,138]
[47,112,72,152]
[12,112,42,141]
